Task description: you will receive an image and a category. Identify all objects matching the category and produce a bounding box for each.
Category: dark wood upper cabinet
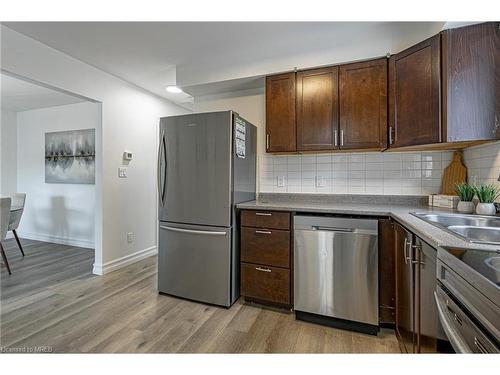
[442,22,500,142]
[266,72,296,152]
[339,58,388,150]
[389,35,441,148]
[296,66,339,151]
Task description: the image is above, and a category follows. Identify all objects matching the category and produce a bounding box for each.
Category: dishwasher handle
[312,226,377,235]
[313,226,354,233]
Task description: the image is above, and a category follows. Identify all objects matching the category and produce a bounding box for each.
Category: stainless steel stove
[436,246,499,353]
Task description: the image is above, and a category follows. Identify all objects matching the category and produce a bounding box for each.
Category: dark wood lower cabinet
[241,210,290,230]
[395,223,415,353]
[414,237,438,353]
[394,222,438,353]
[241,227,290,268]
[240,209,292,308]
[241,263,290,305]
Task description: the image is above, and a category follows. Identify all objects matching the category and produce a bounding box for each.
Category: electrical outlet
[127,232,134,244]
[277,175,285,187]
[118,167,127,178]
[470,175,478,185]
[316,176,325,187]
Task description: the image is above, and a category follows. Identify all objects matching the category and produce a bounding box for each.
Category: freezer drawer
[294,216,378,326]
[158,222,232,307]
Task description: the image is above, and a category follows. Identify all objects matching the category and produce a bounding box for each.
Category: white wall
[1,25,189,274]
[463,141,500,202]
[16,102,98,247]
[0,109,18,195]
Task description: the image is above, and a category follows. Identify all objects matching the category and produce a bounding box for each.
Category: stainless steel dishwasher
[294,215,379,334]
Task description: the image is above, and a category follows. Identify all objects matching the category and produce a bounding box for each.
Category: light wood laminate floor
[1,238,399,353]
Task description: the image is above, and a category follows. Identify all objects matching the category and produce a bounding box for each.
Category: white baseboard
[15,231,94,249]
[92,246,157,275]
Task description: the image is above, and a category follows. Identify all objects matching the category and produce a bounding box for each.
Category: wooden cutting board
[441,151,467,195]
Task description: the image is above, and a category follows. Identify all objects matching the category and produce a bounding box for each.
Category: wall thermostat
[123,151,133,161]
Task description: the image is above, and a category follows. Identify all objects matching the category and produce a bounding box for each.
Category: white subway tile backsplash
[273,155,287,164]
[349,170,365,180]
[301,155,317,164]
[349,186,366,194]
[317,154,332,163]
[332,170,348,179]
[302,171,316,179]
[259,150,461,196]
[332,154,349,163]
[317,163,332,171]
[287,163,301,172]
[349,154,365,163]
[349,162,366,171]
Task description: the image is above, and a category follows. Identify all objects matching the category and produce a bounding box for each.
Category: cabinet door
[394,223,415,353]
[339,58,388,150]
[442,22,500,142]
[414,237,438,353]
[266,72,296,152]
[296,67,339,151]
[389,35,441,148]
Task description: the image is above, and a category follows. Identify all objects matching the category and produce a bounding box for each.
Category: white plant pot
[475,203,496,216]
[457,201,475,214]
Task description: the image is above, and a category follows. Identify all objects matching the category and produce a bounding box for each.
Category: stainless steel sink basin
[412,212,500,245]
[414,213,500,228]
[448,225,500,244]
[485,257,500,272]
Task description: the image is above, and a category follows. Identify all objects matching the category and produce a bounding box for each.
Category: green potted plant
[473,184,500,215]
[455,183,475,214]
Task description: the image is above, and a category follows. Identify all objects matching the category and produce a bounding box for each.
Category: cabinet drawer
[241,263,290,305]
[241,210,290,230]
[241,227,290,268]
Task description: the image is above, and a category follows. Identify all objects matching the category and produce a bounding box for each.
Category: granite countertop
[237,194,500,253]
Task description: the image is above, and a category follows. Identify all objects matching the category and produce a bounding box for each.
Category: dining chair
[9,193,26,256]
[1,197,12,275]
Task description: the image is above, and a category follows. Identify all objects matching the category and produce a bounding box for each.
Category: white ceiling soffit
[0,73,87,112]
[185,76,265,101]
[3,22,445,102]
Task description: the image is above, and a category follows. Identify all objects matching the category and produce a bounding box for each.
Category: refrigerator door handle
[160,225,228,236]
[157,130,167,207]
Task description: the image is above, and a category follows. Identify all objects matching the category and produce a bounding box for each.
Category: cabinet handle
[474,337,489,353]
[403,238,413,264]
[255,267,271,273]
[255,212,272,216]
[334,129,338,147]
[266,134,270,150]
[340,129,344,146]
[411,244,424,265]
[454,313,463,326]
[255,230,272,234]
[389,126,394,145]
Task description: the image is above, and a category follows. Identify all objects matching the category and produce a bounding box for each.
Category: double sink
[412,212,500,245]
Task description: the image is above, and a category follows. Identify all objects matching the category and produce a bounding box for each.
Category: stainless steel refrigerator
[157,111,256,307]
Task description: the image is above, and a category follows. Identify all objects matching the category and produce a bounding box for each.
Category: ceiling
[1,73,87,112]
[2,22,445,103]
